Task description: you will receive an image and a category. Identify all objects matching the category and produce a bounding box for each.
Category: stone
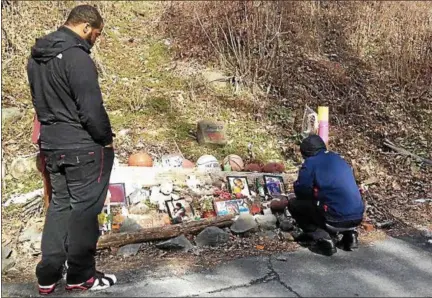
[258,230,279,240]
[278,231,295,242]
[117,243,141,257]
[2,246,12,260]
[120,217,143,233]
[195,227,230,247]
[197,120,227,145]
[254,214,277,230]
[2,107,22,122]
[128,189,149,205]
[230,214,258,234]
[279,220,294,232]
[19,222,43,243]
[156,235,194,251]
[2,259,15,273]
[129,202,150,215]
[202,70,228,89]
[420,228,432,238]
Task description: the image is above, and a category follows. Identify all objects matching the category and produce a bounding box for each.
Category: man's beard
[85,35,95,48]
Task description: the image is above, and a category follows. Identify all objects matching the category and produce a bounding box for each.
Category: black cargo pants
[36,145,114,286]
[288,198,362,241]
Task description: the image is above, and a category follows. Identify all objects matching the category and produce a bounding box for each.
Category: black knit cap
[300,135,327,158]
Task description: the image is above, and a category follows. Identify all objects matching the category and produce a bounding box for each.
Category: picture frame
[226,176,251,197]
[214,199,250,216]
[106,183,127,206]
[98,206,112,235]
[263,175,285,196]
[165,199,195,220]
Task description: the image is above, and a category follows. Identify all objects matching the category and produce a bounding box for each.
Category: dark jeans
[36,146,114,286]
[287,198,362,241]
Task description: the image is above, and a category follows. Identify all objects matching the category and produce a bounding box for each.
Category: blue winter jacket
[294,150,364,222]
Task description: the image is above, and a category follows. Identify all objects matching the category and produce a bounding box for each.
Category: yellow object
[318,106,329,122]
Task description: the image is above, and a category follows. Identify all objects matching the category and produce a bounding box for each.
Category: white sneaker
[65,271,117,291]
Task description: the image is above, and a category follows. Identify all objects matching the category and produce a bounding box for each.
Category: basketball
[128,152,153,167]
[223,154,244,171]
[196,155,220,169]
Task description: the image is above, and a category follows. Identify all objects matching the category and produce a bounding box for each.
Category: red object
[262,162,285,173]
[128,152,153,167]
[31,115,41,144]
[244,163,262,172]
[182,159,195,168]
[251,204,261,215]
[235,193,244,199]
[32,114,52,210]
[108,183,126,204]
[202,211,217,218]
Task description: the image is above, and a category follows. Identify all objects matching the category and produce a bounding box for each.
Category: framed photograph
[214,199,250,216]
[107,183,127,206]
[165,199,195,220]
[98,206,112,235]
[263,175,285,196]
[226,176,251,197]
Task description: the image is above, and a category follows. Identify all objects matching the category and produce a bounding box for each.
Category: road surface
[2,237,431,297]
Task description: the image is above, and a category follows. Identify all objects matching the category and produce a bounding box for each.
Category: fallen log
[383,139,432,166]
[97,214,234,249]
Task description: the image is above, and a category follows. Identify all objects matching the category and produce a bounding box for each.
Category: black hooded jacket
[27,26,113,149]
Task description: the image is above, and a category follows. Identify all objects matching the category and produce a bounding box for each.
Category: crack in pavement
[268,256,302,297]
[187,256,302,297]
[186,257,276,297]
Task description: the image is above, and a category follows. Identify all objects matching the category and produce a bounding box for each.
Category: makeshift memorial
[263,175,285,195]
[227,176,251,197]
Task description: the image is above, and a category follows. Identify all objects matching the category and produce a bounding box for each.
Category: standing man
[27,5,116,294]
[288,135,364,256]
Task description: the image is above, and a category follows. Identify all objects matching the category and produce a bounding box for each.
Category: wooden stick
[97,215,234,249]
[384,139,432,165]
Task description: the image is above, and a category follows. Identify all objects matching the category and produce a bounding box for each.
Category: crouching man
[288,135,364,256]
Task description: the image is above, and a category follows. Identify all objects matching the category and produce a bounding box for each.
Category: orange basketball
[223,154,244,171]
[128,152,153,167]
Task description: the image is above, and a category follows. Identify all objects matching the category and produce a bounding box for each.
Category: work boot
[340,230,359,251]
[309,238,337,256]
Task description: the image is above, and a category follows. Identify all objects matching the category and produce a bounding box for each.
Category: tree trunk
[97,215,234,249]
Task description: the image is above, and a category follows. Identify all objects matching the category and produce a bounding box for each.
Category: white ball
[196,155,220,169]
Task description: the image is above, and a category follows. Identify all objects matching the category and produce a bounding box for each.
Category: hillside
[1,0,431,249]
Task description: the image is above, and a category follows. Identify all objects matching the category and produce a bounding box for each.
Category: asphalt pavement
[2,236,431,297]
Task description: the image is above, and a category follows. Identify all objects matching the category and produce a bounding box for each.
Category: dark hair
[65,5,103,28]
[175,203,182,208]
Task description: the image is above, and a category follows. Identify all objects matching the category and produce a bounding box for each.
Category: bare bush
[162,1,431,90]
